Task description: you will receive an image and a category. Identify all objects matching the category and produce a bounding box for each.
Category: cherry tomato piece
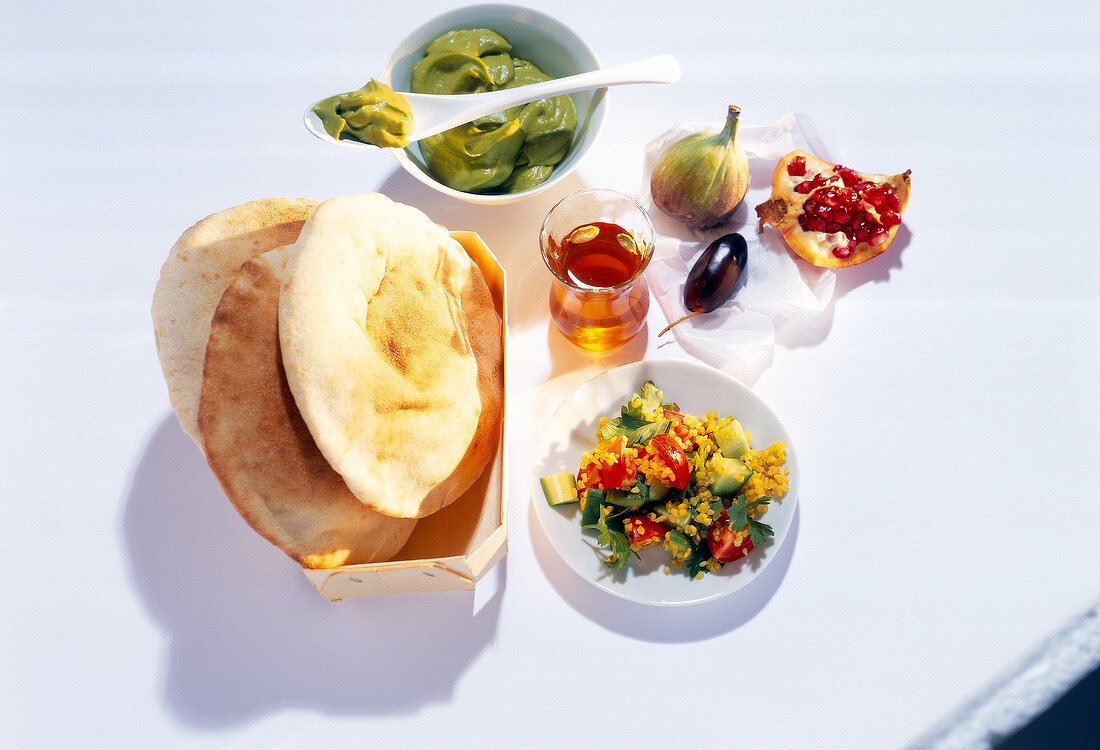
[662,409,684,424]
[576,465,601,493]
[650,432,689,489]
[600,460,629,490]
[596,436,635,490]
[707,510,755,563]
[624,515,666,547]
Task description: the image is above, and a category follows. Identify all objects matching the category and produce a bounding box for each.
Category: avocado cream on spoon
[307,54,679,149]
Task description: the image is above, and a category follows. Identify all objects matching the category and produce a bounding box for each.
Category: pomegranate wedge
[756,150,911,268]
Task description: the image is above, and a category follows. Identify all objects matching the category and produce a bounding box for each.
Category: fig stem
[720,105,740,145]
[658,309,704,337]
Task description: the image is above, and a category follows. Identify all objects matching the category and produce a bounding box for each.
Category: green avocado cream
[312,79,414,149]
[410,28,578,194]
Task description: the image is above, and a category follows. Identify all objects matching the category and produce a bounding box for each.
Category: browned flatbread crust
[413,255,503,518]
[278,194,502,519]
[152,197,318,447]
[198,246,416,568]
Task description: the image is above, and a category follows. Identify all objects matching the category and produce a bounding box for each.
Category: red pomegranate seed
[796,174,827,193]
[797,172,904,252]
[787,156,807,177]
[835,166,860,187]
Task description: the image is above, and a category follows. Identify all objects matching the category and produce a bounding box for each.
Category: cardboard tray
[300,231,508,600]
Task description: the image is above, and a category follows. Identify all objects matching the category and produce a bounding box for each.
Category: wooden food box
[300,231,508,600]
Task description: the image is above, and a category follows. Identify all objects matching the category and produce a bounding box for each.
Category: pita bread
[152,197,318,446]
[198,246,416,568]
[279,193,502,519]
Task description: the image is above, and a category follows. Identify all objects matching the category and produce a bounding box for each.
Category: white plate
[530,358,799,606]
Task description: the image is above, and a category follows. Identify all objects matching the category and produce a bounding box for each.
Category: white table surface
[3,1,1098,748]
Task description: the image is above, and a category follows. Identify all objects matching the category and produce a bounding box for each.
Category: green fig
[650,105,749,229]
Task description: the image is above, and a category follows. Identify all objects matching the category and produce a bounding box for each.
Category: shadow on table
[122,416,504,729]
[773,223,912,354]
[529,499,801,641]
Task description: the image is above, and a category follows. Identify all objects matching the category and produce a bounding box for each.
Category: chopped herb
[598,381,675,445]
[666,530,692,558]
[685,543,712,579]
[727,494,774,546]
[599,411,647,439]
[599,414,671,447]
[635,479,658,504]
[584,511,635,571]
[624,381,664,421]
[627,418,672,446]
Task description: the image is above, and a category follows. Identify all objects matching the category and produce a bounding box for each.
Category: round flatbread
[198,246,416,568]
[279,193,503,519]
[152,197,318,447]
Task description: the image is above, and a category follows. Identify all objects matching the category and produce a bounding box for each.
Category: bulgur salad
[540,381,789,579]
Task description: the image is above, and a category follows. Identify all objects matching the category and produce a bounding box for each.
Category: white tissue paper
[640,113,841,384]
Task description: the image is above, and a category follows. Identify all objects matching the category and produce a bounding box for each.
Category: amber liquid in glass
[546,221,650,351]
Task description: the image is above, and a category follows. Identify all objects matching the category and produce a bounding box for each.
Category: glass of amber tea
[539,189,655,351]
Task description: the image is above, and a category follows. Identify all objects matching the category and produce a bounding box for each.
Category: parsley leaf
[599,411,648,440]
[583,513,635,571]
[664,529,712,579]
[745,518,773,547]
[599,415,671,446]
[625,381,664,420]
[598,382,670,445]
[627,418,672,446]
[727,494,774,546]
[685,541,712,579]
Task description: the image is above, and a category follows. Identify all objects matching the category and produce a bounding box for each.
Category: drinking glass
[539,189,655,351]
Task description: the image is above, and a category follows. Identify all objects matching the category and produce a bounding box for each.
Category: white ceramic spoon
[304,54,681,149]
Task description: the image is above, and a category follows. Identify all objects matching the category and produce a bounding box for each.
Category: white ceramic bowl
[379,4,607,205]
